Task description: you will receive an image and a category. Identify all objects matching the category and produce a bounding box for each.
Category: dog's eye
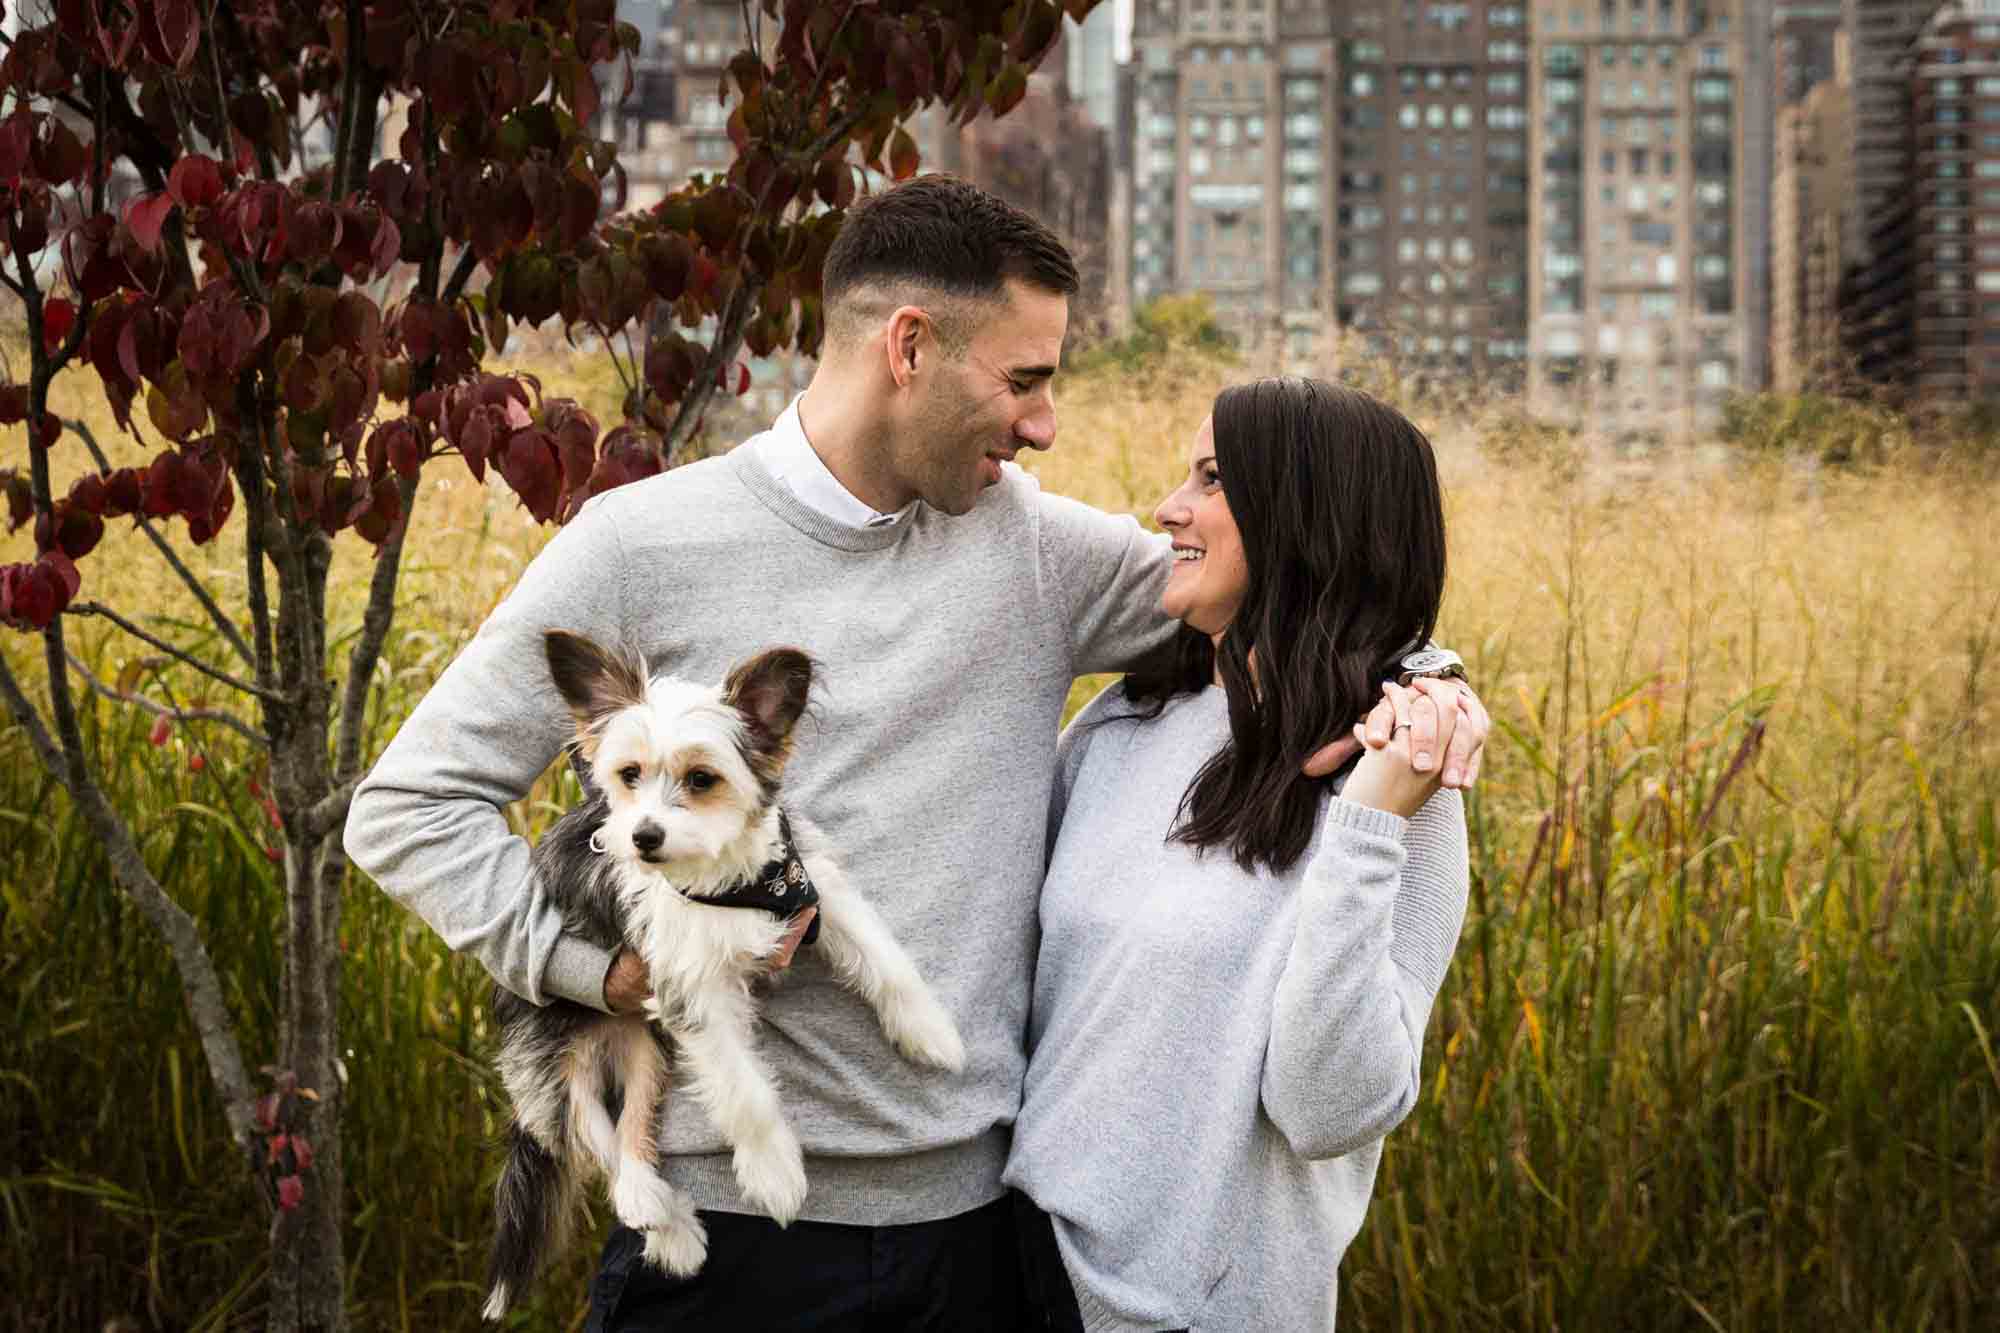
[618,764,642,787]
[685,768,718,792]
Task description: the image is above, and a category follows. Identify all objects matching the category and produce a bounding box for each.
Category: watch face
[1401,648,1461,675]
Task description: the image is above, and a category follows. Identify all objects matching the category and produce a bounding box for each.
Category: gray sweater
[1004,684,1470,1331]
[343,433,1173,1223]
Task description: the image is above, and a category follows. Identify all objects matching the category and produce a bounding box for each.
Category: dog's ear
[723,647,814,767]
[544,630,649,740]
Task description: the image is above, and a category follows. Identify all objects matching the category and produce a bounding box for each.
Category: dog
[481,631,965,1320]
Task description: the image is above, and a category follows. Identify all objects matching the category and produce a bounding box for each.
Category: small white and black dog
[482,631,964,1319]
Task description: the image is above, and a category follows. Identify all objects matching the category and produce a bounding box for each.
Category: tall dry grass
[3,333,1997,1329]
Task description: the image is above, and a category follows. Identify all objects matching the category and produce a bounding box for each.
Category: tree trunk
[263,516,348,1333]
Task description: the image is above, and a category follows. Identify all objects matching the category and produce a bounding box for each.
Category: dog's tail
[484,1123,573,1321]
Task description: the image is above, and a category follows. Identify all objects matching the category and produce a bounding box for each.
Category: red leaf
[3,471,33,531]
[103,468,142,516]
[276,1174,304,1210]
[0,560,74,630]
[31,118,88,186]
[368,212,400,278]
[498,428,561,523]
[150,0,200,71]
[168,154,225,210]
[68,473,106,516]
[41,298,75,354]
[289,1134,314,1172]
[123,192,176,256]
[50,505,103,559]
[889,127,919,183]
[149,715,172,747]
[0,116,29,185]
[189,752,205,772]
[987,62,1028,117]
[560,167,600,249]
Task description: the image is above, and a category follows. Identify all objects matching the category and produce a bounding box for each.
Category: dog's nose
[631,822,665,855]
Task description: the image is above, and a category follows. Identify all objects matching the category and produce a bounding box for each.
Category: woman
[1003,377,1472,1331]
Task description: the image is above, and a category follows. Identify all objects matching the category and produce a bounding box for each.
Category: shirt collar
[763,395,913,530]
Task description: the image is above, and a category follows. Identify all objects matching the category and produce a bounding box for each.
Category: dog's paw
[732,1127,808,1226]
[641,1204,709,1277]
[610,1163,681,1233]
[882,988,966,1073]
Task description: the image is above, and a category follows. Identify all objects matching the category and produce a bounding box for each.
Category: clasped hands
[607,677,1489,1014]
[1303,677,1489,820]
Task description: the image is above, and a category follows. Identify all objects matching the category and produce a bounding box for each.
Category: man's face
[897,279,1067,517]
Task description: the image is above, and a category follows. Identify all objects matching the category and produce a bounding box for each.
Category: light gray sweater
[1004,684,1470,1331]
[343,432,1173,1223]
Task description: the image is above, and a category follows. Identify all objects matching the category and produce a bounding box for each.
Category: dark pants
[584,1195,1025,1332]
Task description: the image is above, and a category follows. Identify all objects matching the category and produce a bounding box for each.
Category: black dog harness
[581,797,820,947]
[701,809,821,947]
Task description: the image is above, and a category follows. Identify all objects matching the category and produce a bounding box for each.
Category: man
[344,176,1486,1330]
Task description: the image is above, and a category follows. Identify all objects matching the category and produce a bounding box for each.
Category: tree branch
[0,651,265,1162]
[66,417,257,669]
[441,244,480,307]
[66,602,287,704]
[331,0,369,200]
[303,778,359,841]
[65,651,265,746]
[659,98,866,464]
[333,474,417,790]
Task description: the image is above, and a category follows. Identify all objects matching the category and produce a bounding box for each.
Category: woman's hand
[1340,682,1450,819]
[1303,676,1491,788]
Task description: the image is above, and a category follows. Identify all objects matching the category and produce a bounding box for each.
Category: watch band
[1397,646,1467,686]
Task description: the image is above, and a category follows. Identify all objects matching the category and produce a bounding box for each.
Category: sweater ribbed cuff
[541,933,617,1011]
[1325,797,1410,843]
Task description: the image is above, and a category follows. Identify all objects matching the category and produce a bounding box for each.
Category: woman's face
[1153,416,1250,638]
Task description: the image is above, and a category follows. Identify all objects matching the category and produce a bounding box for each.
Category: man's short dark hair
[821,175,1080,314]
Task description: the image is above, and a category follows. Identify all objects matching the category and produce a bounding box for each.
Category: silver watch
[1397,646,1467,686]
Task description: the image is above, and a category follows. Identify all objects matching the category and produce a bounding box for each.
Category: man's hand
[603,948,653,1015]
[600,906,820,1016]
[1303,677,1491,788]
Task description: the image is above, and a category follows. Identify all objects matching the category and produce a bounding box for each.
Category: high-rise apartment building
[1127,0,1531,377]
[1771,33,1855,391]
[1526,0,1770,435]
[1844,2,2000,402]
[1778,2,1846,105]
[1845,0,1937,265]
[1327,3,1533,384]
[1128,1,1287,338]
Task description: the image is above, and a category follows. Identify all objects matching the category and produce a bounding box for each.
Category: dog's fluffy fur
[481,632,965,1320]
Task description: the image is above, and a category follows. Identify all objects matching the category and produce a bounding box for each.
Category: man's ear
[886,306,928,386]
[723,647,815,772]
[543,630,649,737]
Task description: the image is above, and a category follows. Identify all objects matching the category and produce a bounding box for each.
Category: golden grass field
[4,331,1997,1329]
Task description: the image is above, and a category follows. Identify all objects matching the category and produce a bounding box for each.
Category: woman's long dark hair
[1124,377,1448,876]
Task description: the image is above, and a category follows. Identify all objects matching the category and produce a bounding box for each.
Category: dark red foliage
[0,0,1093,630]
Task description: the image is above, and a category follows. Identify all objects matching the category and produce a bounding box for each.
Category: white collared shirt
[757,395,913,529]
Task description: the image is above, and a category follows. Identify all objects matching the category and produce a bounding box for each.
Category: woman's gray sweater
[1003,684,1470,1331]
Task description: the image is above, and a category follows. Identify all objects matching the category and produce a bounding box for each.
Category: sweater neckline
[731,439,917,553]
